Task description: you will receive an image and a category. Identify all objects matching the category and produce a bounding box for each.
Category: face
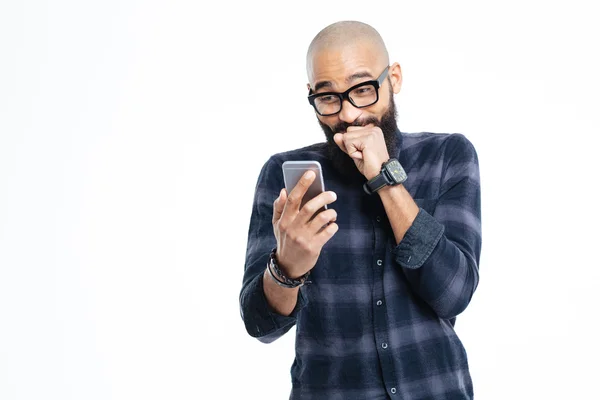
[307,42,403,181]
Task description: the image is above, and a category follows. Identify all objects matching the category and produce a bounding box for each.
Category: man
[239,20,481,400]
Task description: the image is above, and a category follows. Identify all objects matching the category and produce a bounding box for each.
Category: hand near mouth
[333,124,391,180]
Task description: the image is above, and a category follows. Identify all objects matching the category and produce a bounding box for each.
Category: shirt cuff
[243,270,308,337]
[392,207,445,270]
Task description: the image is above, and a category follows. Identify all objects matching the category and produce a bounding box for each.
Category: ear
[389,62,402,94]
[306,83,312,92]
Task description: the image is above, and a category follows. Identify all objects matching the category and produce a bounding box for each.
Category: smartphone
[282,160,327,211]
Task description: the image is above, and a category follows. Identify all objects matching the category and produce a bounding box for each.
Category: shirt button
[391,388,397,394]
[382,343,388,349]
[377,259,382,266]
[376,216,381,222]
[376,300,383,306]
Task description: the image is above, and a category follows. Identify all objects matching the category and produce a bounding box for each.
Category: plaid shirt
[240,130,482,399]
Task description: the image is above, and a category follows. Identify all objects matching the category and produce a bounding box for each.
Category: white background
[1,1,599,399]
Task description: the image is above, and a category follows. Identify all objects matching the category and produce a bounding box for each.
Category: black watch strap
[363,158,407,195]
[363,172,389,195]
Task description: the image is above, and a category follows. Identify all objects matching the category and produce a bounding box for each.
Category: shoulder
[400,131,478,166]
[401,131,476,155]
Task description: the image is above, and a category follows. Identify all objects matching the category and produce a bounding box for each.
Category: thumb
[272,188,287,223]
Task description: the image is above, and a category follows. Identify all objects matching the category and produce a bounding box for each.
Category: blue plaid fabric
[240,130,482,399]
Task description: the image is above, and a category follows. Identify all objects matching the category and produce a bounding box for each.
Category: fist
[333,125,390,179]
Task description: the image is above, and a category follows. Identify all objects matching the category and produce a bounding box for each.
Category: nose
[337,99,362,124]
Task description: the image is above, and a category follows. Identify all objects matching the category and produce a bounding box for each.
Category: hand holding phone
[271,161,338,279]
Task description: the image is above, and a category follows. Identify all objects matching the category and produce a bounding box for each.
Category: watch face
[385,159,407,183]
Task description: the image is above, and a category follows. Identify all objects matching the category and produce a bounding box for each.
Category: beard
[318,93,400,184]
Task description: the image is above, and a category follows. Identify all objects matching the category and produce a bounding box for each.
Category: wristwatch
[363,158,407,195]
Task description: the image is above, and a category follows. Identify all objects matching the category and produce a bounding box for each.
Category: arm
[239,263,307,344]
[239,158,302,343]
[239,158,338,343]
[382,134,482,319]
[333,127,481,319]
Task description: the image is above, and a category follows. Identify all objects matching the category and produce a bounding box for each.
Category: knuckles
[276,220,288,233]
[319,209,337,223]
[294,235,307,249]
[286,193,299,205]
[300,203,316,217]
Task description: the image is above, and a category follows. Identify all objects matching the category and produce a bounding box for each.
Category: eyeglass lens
[314,84,378,115]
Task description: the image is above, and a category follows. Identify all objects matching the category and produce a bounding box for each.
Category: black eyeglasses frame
[307,66,390,116]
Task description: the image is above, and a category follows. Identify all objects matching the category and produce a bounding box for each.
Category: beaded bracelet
[266,248,311,288]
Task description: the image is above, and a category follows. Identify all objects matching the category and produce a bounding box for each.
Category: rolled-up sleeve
[239,157,307,343]
[393,134,482,320]
[240,271,308,343]
[393,208,445,269]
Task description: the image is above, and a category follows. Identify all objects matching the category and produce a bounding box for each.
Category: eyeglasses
[307,66,389,116]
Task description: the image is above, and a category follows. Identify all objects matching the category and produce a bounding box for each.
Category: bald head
[306,21,389,80]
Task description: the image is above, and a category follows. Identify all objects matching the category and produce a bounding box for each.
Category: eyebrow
[313,71,375,92]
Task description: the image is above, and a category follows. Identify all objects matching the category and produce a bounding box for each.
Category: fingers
[347,144,364,160]
[342,136,364,160]
[280,170,315,222]
[272,188,287,224]
[341,129,368,160]
[338,126,387,162]
[309,208,337,234]
[274,187,339,268]
[298,191,337,223]
[314,221,339,248]
[346,124,375,132]
[334,129,367,160]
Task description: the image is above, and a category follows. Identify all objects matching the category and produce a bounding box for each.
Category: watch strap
[363,172,390,195]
